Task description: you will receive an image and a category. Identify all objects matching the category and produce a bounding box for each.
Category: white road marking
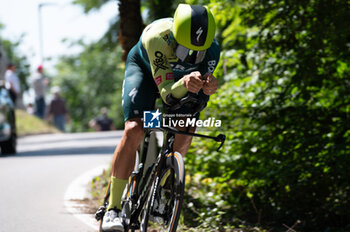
[64,165,109,230]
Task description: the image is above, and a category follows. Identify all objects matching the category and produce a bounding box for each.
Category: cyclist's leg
[172,92,209,155]
[173,126,196,155]
[173,123,196,155]
[111,119,143,179]
[102,119,144,231]
[108,40,157,209]
[103,43,158,231]
[107,119,143,210]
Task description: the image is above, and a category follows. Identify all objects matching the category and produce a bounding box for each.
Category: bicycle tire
[140,152,185,232]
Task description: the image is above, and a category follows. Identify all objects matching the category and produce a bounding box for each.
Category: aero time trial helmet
[173,4,216,51]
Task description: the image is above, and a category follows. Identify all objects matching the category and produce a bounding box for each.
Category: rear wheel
[141,152,185,232]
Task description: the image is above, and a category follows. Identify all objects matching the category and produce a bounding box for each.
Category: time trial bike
[95,94,225,232]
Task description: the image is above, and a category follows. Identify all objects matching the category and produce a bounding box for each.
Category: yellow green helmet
[173,4,216,51]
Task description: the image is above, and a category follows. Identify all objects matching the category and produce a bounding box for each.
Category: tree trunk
[118,0,144,62]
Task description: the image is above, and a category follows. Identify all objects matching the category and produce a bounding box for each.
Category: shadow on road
[0,131,124,158]
[1,145,116,158]
[12,145,116,157]
[18,133,123,146]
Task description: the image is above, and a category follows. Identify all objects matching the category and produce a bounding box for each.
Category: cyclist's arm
[202,73,218,95]
[142,33,188,104]
[200,39,221,95]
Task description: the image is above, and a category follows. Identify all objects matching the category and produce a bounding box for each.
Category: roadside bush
[184,0,350,231]
[185,75,350,231]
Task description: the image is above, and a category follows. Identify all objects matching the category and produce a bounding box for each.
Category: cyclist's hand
[202,73,218,95]
[183,71,203,93]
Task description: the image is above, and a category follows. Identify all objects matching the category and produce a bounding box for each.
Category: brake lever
[215,134,226,151]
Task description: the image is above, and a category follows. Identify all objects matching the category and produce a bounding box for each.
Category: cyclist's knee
[124,118,144,141]
[174,128,196,155]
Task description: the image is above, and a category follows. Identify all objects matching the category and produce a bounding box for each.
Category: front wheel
[141,152,185,232]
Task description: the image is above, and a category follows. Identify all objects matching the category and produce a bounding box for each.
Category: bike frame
[124,126,225,230]
[96,93,226,231]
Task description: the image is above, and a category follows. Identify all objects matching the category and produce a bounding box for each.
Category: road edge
[64,165,108,230]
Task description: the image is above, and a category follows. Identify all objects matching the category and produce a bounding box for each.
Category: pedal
[129,220,140,230]
[95,206,106,221]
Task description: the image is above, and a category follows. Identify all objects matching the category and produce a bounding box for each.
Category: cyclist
[102,4,220,231]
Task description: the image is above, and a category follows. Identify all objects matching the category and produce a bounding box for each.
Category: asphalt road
[0,131,123,232]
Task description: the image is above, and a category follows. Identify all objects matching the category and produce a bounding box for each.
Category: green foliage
[73,0,112,13]
[54,41,125,131]
[142,0,181,22]
[184,0,350,231]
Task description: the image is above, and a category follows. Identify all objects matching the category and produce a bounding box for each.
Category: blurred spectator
[47,86,69,132]
[26,103,34,115]
[89,107,115,131]
[5,63,21,105]
[31,65,47,119]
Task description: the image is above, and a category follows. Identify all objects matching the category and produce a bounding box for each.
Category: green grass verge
[16,109,61,136]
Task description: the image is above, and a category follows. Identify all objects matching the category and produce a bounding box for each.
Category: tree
[143,0,180,23]
[74,0,144,61]
[118,0,144,61]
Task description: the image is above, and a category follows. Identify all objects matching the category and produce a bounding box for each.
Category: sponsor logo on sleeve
[155,75,162,86]
[153,51,168,74]
[166,72,174,80]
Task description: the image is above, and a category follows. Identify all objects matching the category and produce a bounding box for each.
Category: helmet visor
[175,44,206,64]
